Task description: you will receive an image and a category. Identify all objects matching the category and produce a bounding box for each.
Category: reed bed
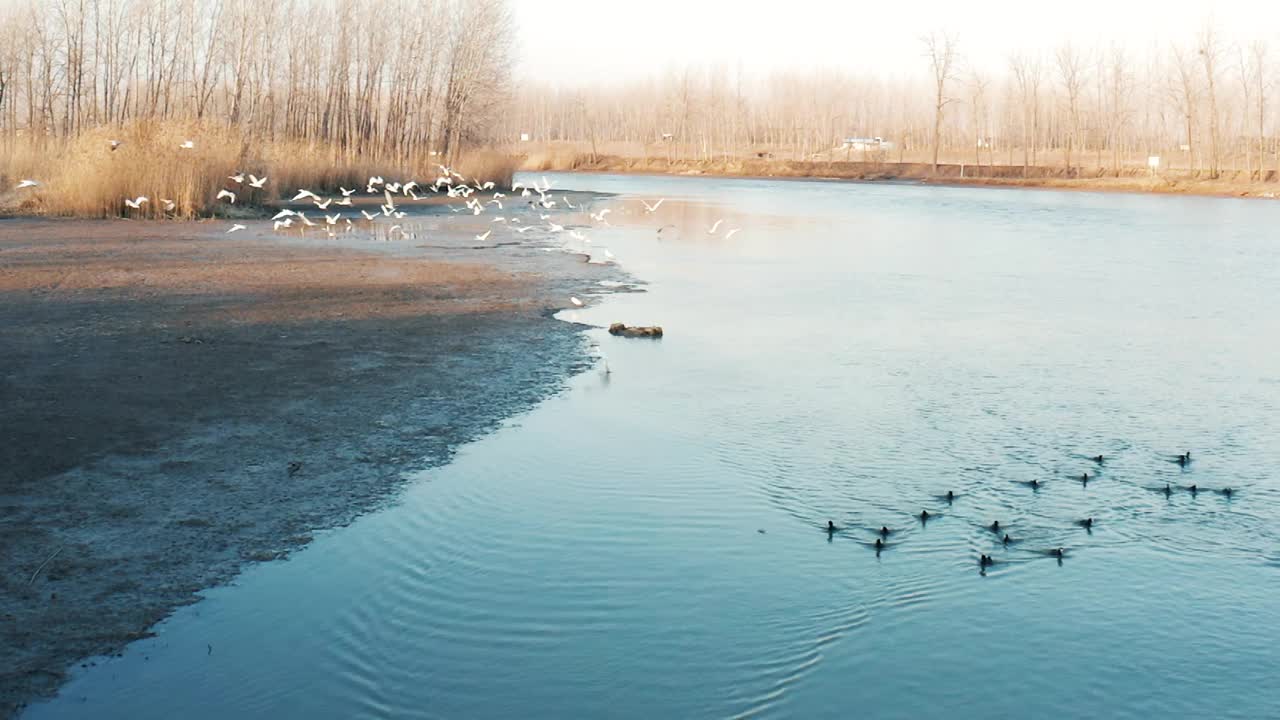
[0,122,519,219]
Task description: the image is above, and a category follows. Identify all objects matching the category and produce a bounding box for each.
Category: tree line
[505,26,1278,179]
[0,0,513,163]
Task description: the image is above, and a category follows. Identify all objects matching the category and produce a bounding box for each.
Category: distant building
[843,136,893,151]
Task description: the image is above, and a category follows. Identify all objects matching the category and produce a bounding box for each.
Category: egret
[488,198,503,209]
[563,196,577,209]
[481,181,495,190]
[570,296,584,307]
[476,230,492,241]
[335,197,353,206]
[248,175,267,188]
[725,228,741,240]
[493,192,506,199]
[273,218,294,231]
[590,209,612,222]
[272,209,297,220]
[179,140,195,150]
[216,189,236,203]
[513,226,534,234]
[368,176,385,187]
[361,210,377,221]
[314,198,332,210]
[124,196,149,209]
[386,182,402,193]
[708,219,724,234]
[340,187,356,196]
[291,189,320,202]
[492,217,506,223]
[229,173,245,184]
[569,230,587,241]
[548,222,565,232]
[539,213,551,221]
[227,224,246,233]
[403,181,419,194]
[326,213,341,225]
[296,211,316,227]
[393,211,406,219]
[161,199,177,212]
[16,179,39,189]
[641,198,665,213]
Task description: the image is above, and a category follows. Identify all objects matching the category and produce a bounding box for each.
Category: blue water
[25,174,1280,719]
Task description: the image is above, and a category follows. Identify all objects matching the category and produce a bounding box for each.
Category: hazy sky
[514,0,1271,86]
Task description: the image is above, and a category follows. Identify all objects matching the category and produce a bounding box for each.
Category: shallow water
[25,174,1280,719]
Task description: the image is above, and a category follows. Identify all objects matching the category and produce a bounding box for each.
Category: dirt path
[0,218,611,716]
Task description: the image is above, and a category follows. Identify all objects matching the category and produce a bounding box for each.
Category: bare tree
[922,31,958,172]
[1009,53,1043,176]
[1056,43,1086,174]
[1197,24,1223,178]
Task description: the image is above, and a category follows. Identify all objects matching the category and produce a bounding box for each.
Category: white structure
[843,136,893,151]
[520,132,530,142]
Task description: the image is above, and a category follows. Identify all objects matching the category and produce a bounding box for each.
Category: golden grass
[0,122,519,219]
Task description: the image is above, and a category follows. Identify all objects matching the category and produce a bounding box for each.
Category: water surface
[27,174,1280,719]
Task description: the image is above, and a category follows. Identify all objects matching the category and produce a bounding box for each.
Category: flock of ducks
[822,450,1233,572]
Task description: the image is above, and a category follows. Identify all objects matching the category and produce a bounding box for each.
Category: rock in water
[609,323,663,338]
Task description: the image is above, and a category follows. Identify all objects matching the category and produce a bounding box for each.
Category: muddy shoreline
[525,155,1280,200]
[0,217,616,716]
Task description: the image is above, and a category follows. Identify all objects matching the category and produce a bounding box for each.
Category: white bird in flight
[179,140,195,150]
[272,209,297,220]
[227,224,246,233]
[326,213,341,225]
[361,210,377,221]
[296,211,316,227]
[642,198,665,213]
[292,189,320,202]
[161,199,176,212]
[563,196,577,209]
[513,226,534,234]
[708,219,724,234]
[476,230,492,241]
[124,196,148,209]
[548,222,565,232]
[570,296,584,307]
[590,209,611,223]
[248,175,267,188]
[725,228,741,240]
[108,139,123,151]
[273,218,293,231]
[16,179,39,189]
[335,197,353,207]
[216,189,236,203]
[229,173,245,184]
[314,198,332,210]
[340,187,355,197]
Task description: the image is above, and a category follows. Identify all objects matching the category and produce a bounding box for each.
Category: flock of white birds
[10,137,746,308]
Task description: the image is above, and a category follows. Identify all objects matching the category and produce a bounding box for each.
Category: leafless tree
[922,31,958,172]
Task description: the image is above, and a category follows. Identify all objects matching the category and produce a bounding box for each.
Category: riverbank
[522,152,1280,200]
[0,217,612,716]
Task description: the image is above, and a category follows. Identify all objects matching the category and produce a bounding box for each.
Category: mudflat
[0,218,604,716]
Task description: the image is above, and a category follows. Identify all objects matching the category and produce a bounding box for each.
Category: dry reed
[0,122,519,219]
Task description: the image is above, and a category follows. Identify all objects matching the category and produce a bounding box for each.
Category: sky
[513,0,1273,86]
